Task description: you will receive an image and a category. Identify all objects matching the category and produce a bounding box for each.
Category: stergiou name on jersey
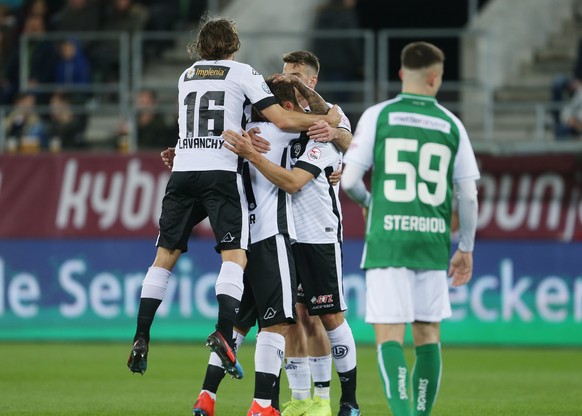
[177,137,225,150]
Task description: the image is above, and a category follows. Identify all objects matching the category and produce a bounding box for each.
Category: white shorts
[365,267,452,324]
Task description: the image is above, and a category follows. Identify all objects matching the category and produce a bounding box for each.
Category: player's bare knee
[319,311,345,331]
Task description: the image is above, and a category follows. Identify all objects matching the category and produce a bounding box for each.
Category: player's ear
[398,69,404,81]
[309,75,318,89]
[427,69,438,87]
[283,100,294,111]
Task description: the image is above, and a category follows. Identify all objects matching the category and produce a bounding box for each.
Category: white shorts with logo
[365,267,452,324]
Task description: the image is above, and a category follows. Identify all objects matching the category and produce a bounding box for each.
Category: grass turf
[0,342,580,415]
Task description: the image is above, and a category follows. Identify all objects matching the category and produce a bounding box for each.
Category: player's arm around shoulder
[307,122,352,153]
[223,129,313,194]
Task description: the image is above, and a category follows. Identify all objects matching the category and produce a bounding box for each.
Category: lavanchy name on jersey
[177,137,224,150]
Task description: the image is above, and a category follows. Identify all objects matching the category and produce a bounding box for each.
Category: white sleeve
[341,163,370,208]
[452,119,480,182]
[343,104,383,170]
[454,179,478,252]
[240,65,274,105]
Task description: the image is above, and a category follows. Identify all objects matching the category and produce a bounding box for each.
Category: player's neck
[401,85,435,97]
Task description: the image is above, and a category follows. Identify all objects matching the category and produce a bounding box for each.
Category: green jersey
[344,93,480,270]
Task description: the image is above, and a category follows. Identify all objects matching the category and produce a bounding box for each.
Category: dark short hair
[401,42,445,70]
[266,76,299,108]
[282,50,320,75]
[188,16,240,60]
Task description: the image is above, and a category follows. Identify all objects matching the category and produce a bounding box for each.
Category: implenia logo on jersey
[264,307,276,320]
[221,232,235,243]
[307,147,321,161]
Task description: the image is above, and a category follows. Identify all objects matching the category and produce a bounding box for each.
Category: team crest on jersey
[292,142,303,158]
[307,147,321,161]
[261,82,271,94]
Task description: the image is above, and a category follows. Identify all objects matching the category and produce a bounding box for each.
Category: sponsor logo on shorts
[332,345,349,359]
[311,294,333,305]
[221,232,235,243]
[264,307,276,320]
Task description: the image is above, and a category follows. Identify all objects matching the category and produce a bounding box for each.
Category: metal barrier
[2,26,582,154]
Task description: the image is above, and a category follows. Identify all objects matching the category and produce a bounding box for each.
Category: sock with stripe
[412,343,442,416]
[378,341,411,416]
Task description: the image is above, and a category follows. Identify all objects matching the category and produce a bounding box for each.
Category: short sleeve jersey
[173,60,277,172]
[289,138,343,244]
[246,121,299,244]
[306,102,352,133]
[345,93,480,270]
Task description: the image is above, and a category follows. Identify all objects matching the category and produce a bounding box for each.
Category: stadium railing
[2,27,582,154]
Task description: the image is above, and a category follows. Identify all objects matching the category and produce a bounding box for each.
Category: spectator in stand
[311,0,363,106]
[47,91,88,150]
[551,38,582,139]
[4,92,48,152]
[54,37,92,102]
[116,89,175,150]
[558,87,582,139]
[0,13,56,105]
[52,0,101,33]
[0,5,18,77]
[13,0,58,29]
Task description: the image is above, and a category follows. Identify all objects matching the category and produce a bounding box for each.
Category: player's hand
[362,207,368,222]
[448,249,473,287]
[328,163,342,186]
[326,105,341,127]
[248,127,270,153]
[269,73,292,84]
[160,147,175,170]
[223,129,256,159]
[308,120,334,143]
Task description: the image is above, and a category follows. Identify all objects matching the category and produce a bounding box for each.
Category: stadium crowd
[0,0,200,151]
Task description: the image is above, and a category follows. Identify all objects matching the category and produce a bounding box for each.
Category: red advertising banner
[474,154,582,241]
[1,153,581,240]
[0,153,200,238]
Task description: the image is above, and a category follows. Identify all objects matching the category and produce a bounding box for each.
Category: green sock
[377,341,411,416]
[412,343,442,416]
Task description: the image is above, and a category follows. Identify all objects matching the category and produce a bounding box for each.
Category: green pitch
[0,342,580,415]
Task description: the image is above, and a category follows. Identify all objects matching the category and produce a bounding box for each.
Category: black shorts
[293,242,346,316]
[236,234,297,329]
[157,170,249,253]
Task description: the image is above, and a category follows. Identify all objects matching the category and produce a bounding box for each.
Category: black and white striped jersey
[246,122,299,244]
[174,59,276,172]
[288,138,343,244]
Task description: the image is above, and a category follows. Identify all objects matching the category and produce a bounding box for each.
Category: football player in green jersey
[341,42,480,416]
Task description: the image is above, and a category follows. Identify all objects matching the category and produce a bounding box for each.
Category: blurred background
[0,0,581,347]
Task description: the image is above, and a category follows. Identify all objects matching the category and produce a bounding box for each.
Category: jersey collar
[397,93,437,103]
